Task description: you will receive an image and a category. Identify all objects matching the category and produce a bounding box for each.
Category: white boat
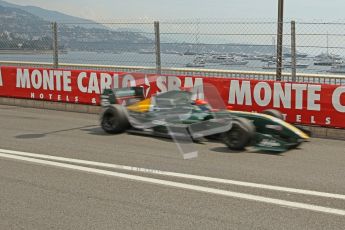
[221,58,248,66]
[185,62,205,68]
[284,61,309,69]
[295,63,309,68]
[314,53,343,66]
[314,58,338,66]
[185,57,205,68]
[216,54,231,61]
[314,34,343,65]
[205,54,239,64]
[315,53,342,61]
[262,61,278,70]
[260,56,277,62]
[327,64,345,74]
[245,55,266,61]
[262,61,286,70]
[204,54,224,63]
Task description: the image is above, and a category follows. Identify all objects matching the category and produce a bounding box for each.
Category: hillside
[0,0,106,29]
[0,5,53,49]
[0,5,153,52]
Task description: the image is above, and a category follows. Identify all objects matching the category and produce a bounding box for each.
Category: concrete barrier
[0,97,344,140]
[0,97,102,114]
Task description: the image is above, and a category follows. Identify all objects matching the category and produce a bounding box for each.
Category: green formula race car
[100,87,309,152]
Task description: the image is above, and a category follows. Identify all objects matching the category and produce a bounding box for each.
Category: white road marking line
[1,148,345,200]
[0,152,344,216]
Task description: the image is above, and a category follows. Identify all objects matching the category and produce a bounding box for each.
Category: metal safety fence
[1,19,345,83]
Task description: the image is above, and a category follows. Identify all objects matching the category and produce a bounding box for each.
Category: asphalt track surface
[0,104,344,229]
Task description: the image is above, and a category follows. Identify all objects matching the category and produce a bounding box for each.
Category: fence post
[276,0,284,81]
[154,21,161,75]
[291,20,297,82]
[52,22,59,68]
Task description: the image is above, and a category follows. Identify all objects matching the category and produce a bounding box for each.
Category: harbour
[1,50,343,75]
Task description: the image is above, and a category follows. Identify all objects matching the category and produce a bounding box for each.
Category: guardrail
[1,60,345,85]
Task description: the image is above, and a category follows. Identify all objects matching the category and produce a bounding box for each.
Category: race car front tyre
[262,109,284,120]
[101,105,130,134]
[222,118,255,150]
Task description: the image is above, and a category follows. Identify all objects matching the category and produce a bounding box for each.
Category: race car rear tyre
[222,117,255,150]
[101,105,130,134]
[262,109,284,120]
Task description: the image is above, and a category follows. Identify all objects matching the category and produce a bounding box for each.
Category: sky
[5,0,345,22]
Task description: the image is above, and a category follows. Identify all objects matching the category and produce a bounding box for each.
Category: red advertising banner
[0,66,345,128]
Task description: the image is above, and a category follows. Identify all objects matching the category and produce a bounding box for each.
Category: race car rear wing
[101,87,145,107]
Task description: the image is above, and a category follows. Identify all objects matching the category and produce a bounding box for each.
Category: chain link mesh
[1,19,345,77]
